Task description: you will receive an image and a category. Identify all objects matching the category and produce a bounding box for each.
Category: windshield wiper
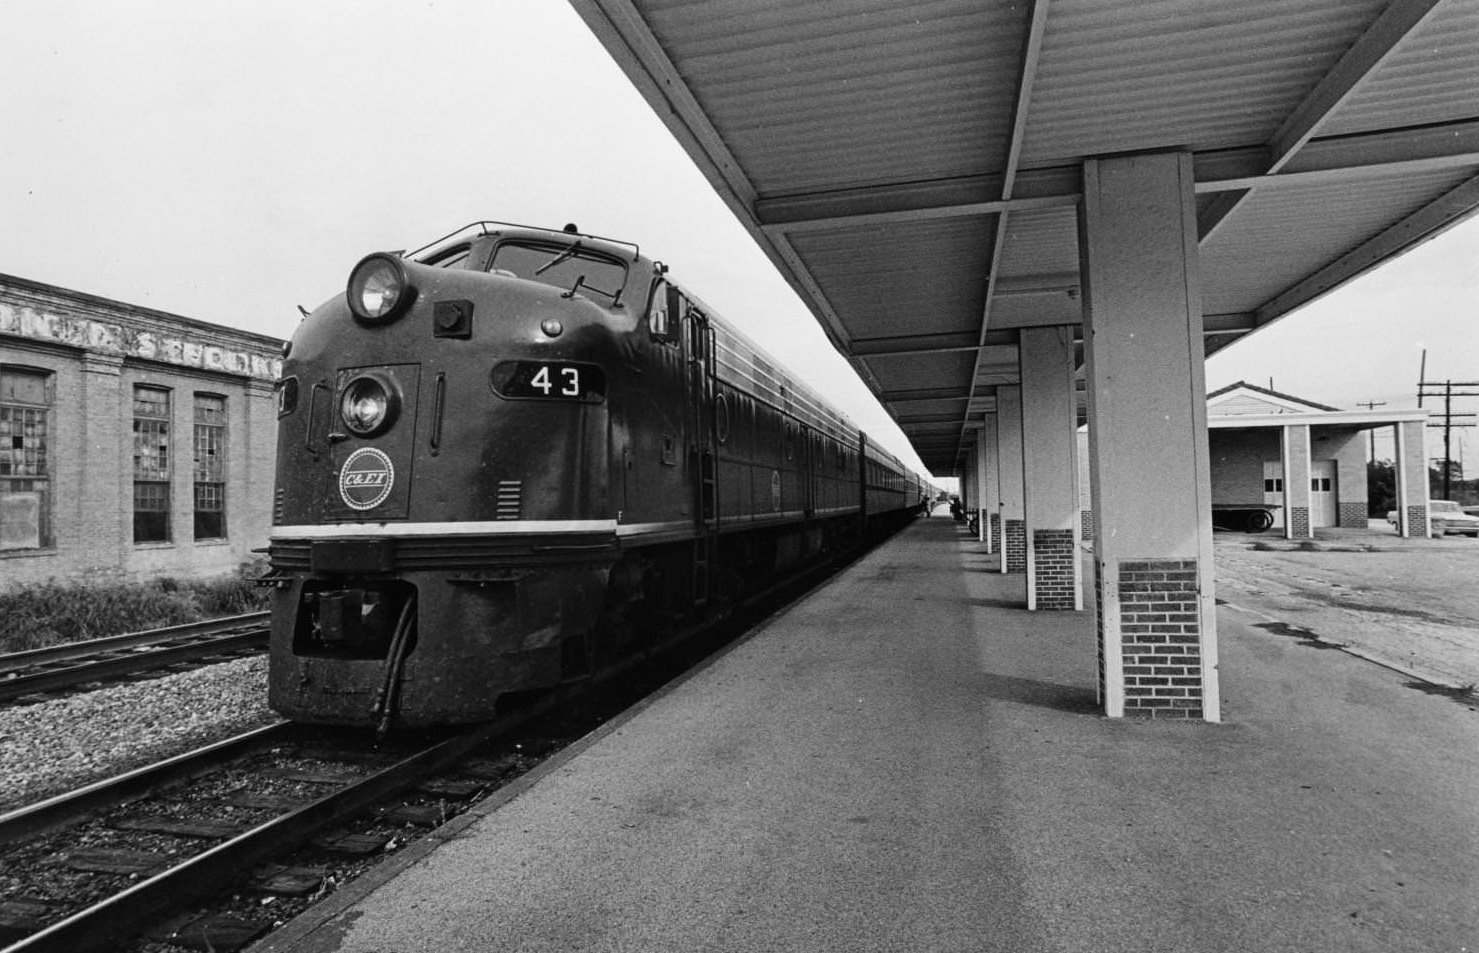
[535,241,583,276]
[561,276,623,305]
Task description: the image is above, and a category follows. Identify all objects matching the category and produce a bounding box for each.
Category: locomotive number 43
[491,361,606,403]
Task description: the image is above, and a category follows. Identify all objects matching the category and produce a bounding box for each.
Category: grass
[0,559,272,654]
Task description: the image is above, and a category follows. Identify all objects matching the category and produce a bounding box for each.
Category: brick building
[1,274,284,589]
[1076,381,1432,538]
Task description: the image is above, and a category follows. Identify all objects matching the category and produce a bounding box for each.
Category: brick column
[79,354,126,572]
[1119,559,1203,715]
[982,414,999,555]
[241,379,278,558]
[1004,520,1026,573]
[974,435,990,545]
[996,385,1025,574]
[1338,501,1367,528]
[1394,419,1429,537]
[1282,425,1313,539]
[1080,151,1219,722]
[1021,326,1082,610]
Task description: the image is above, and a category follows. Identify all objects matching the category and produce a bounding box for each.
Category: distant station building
[0,274,284,588]
[1075,381,1432,538]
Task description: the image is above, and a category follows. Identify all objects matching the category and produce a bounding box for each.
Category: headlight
[340,374,398,436]
[347,254,417,323]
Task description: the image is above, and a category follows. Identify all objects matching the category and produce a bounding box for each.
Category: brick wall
[1288,505,1310,538]
[1117,558,1203,719]
[1338,501,1366,528]
[1004,518,1026,573]
[1407,504,1428,537]
[1031,528,1077,609]
[1096,573,1106,705]
[989,512,1000,553]
[1080,508,1093,541]
[1,276,283,589]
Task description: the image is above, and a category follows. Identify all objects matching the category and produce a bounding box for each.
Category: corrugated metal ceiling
[572,0,1479,475]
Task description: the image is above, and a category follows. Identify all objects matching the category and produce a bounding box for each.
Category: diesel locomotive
[267,221,930,728]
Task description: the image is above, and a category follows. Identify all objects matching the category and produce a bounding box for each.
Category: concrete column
[1080,151,1219,722]
[982,413,1000,555]
[1282,425,1313,539]
[962,443,977,527]
[974,433,989,544]
[1020,326,1082,610]
[995,385,1026,574]
[1394,419,1430,537]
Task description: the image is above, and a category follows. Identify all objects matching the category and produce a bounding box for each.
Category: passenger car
[1387,500,1479,537]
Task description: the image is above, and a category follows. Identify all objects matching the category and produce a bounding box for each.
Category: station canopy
[570,0,1479,475]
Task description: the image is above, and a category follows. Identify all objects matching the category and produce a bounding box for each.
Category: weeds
[0,560,271,653]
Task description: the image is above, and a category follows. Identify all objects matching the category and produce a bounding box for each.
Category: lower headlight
[340,374,398,436]
[347,254,417,323]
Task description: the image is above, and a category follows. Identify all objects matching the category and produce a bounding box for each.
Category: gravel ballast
[0,657,277,812]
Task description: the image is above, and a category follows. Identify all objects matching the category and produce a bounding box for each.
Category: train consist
[267,221,932,727]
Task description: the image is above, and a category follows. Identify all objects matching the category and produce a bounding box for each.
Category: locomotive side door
[683,304,717,529]
[682,302,718,606]
[801,424,818,519]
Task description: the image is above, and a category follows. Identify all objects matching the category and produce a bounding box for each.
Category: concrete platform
[259,518,1479,953]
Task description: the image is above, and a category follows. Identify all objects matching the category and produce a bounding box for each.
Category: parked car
[1387,500,1479,537]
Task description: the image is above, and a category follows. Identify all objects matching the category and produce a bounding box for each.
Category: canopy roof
[571,0,1479,474]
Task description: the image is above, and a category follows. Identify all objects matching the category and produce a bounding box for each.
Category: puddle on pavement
[1252,621,1341,649]
[1403,681,1479,710]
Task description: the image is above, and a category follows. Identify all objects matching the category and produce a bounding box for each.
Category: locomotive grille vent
[273,487,285,525]
[495,481,523,521]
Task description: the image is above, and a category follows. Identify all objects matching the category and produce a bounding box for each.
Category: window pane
[194,424,224,481]
[134,387,172,543]
[194,393,226,425]
[134,386,170,418]
[134,419,170,479]
[134,481,170,542]
[193,395,227,539]
[0,368,52,549]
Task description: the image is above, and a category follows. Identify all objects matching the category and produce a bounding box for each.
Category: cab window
[647,281,678,343]
[489,241,627,304]
[422,243,471,268]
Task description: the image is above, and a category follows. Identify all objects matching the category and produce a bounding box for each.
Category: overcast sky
[4,1,1476,476]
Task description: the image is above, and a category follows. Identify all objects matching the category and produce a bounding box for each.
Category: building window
[0,367,54,551]
[133,385,172,543]
[193,393,227,540]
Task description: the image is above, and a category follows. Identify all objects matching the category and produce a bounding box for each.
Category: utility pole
[1416,378,1479,501]
[1356,400,1385,462]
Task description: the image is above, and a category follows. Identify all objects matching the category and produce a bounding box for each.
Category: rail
[0,611,270,702]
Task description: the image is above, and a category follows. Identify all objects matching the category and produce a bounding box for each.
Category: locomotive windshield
[490,241,627,304]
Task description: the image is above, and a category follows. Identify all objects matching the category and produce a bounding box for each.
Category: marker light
[347,254,417,323]
[340,374,398,436]
[541,318,564,337]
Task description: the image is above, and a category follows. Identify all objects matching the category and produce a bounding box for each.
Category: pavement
[258,517,1479,953]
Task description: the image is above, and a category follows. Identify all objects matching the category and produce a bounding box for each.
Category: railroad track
[0,612,270,704]
[0,710,567,953]
[0,533,882,952]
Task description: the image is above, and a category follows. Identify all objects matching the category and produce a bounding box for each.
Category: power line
[1417,378,1479,499]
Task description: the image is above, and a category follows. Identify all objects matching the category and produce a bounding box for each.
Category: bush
[0,560,271,653]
